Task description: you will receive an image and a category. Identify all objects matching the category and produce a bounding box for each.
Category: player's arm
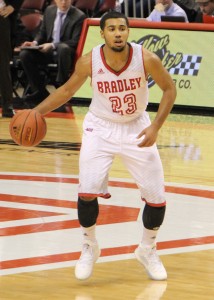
[34,52,92,115]
[137,48,176,147]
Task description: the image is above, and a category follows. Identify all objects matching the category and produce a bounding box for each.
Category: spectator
[15,14,42,47]
[174,0,199,22]
[121,0,155,18]
[19,0,86,108]
[194,0,214,22]
[0,0,24,117]
[147,0,189,22]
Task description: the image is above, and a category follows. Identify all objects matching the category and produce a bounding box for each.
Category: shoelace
[145,247,163,268]
[79,244,93,263]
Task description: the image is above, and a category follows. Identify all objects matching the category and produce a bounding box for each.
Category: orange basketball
[9,109,47,147]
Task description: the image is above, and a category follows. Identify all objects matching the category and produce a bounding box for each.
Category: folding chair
[11,13,43,100]
[99,0,116,13]
[73,0,99,17]
[20,12,43,32]
[20,0,46,15]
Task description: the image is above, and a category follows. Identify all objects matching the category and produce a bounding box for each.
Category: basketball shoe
[75,241,101,280]
[135,244,167,280]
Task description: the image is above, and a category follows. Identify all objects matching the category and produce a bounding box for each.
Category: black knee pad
[78,197,99,228]
[143,203,166,230]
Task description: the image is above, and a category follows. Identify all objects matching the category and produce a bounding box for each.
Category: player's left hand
[137,124,159,147]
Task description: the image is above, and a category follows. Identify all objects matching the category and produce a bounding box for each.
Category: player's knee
[78,197,99,227]
[142,203,166,230]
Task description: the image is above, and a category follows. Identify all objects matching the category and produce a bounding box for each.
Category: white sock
[81,224,97,244]
[140,227,158,247]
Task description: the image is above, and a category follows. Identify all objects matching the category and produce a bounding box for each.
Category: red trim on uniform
[100,43,133,76]
[78,193,111,199]
[142,198,166,207]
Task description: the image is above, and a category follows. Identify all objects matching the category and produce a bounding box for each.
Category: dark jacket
[194,11,203,23]
[35,5,86,50]
[5,0,24,45]
[5,0,24,26]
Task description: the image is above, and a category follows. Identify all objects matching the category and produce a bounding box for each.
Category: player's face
[101,18,129,52]
[55,0,72,12]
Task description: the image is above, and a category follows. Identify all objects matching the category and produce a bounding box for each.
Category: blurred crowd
[0,0,213,117]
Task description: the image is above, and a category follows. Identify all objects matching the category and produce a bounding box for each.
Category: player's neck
[103,44,130,71]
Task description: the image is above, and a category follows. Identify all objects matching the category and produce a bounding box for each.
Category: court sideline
[0,107,213,299]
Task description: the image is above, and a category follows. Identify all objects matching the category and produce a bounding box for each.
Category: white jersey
[89,43,149,123]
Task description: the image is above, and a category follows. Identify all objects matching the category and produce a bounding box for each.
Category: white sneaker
[75,241,101,280]
[135,244,167,281]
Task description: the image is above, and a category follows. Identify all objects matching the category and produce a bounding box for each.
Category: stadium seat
[20,0,46,15]
[99,0,116,13]
[73,0,99,17]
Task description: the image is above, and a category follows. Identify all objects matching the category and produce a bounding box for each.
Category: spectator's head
[54,0,72,12]
[196,0,214,15]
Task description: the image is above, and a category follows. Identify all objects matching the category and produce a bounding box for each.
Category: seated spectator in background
[147,0,189,21]
[0,0,24,117]
[174,0,199,22]
[15,15,42,47]
[194,0,214,22]
[19,0,86,107]
[121,0,155,18]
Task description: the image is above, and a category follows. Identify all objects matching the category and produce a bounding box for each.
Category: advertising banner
[75,22,214,108]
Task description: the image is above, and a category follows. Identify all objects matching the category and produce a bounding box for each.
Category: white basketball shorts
[78,111,165,206]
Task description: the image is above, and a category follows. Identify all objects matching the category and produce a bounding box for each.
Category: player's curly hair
[100,11,129,30]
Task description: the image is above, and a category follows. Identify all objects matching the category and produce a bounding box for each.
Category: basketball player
[34,11,176,281]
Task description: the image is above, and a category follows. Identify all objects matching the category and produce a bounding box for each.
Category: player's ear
[100,30,104,39]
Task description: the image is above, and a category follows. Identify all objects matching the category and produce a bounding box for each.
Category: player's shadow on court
[135,281,167,299]
[74,281,167,300]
